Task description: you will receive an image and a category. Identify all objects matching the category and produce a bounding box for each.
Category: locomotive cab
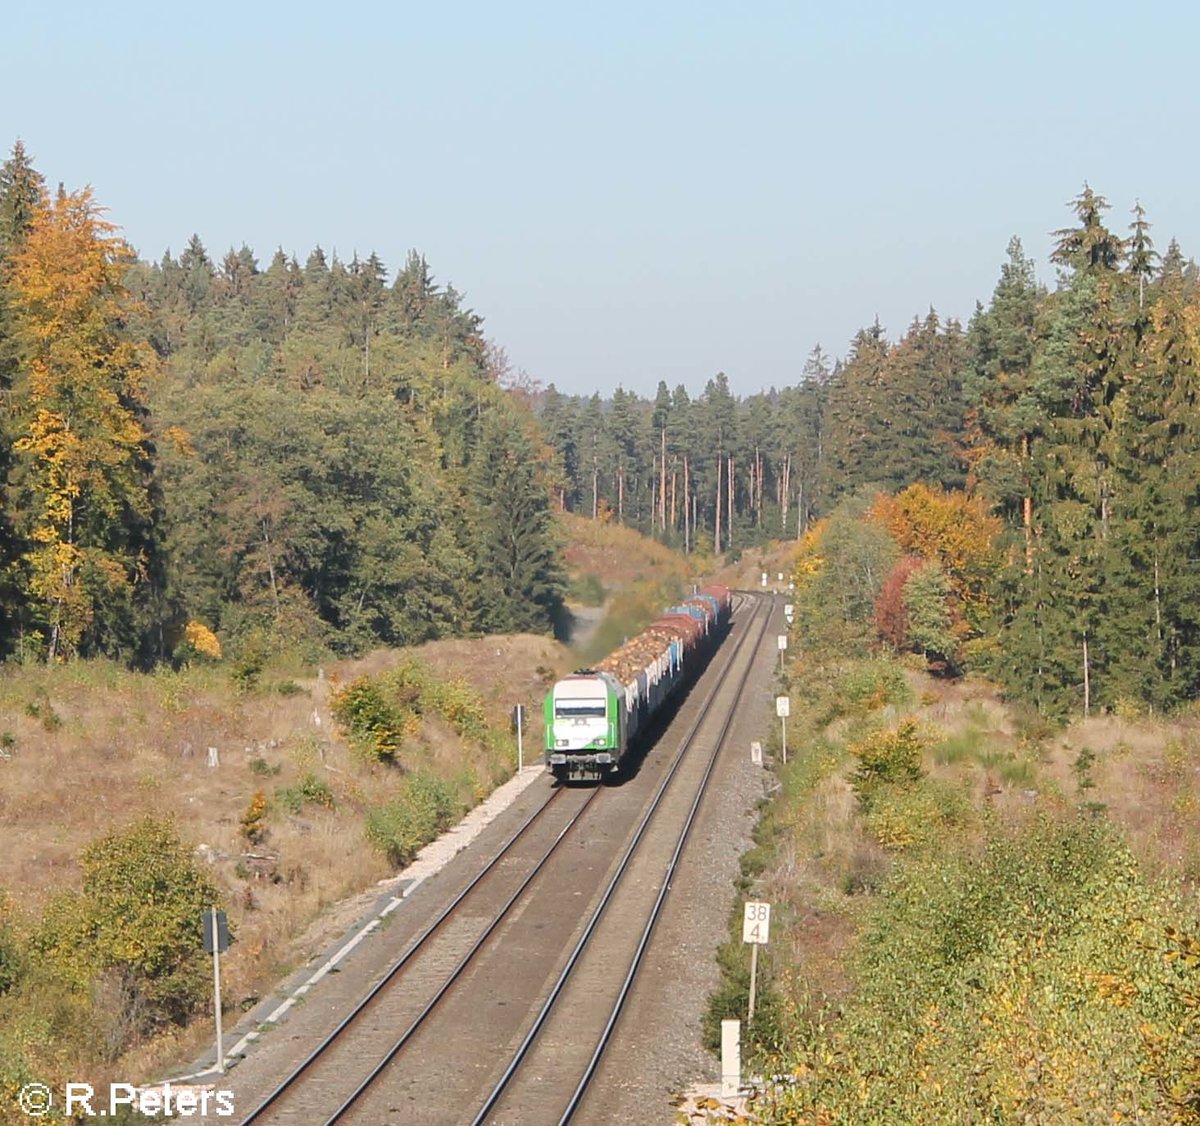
[544,673,620,778]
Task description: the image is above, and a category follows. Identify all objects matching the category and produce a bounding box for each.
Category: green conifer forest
[0,143,566,666]
[3,140,1200,724]
[535,187,1200,720]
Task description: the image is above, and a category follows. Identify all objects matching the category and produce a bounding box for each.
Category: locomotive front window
[555,700,607,717]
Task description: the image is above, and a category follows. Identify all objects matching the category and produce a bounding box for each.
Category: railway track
[237,592,771,1124]
[238,783,599,1123]
[472,593,773,1124]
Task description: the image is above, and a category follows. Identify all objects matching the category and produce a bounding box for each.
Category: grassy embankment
[0,634,563,1103]
[559,512,696,664]
[703,651,1200,1123]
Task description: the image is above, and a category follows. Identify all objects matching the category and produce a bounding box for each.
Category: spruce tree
[469,405,566,634]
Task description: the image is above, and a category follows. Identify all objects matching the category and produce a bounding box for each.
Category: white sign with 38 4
[742,901,771,945]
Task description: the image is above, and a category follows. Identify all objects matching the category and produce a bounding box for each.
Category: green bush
[229,634,268,693]
[863,778,973,851]
[849,720,927,810]
[331,676,416,762]
[33,818,221,1039]
[24,692,62,731]
[0,902,22,996]
[364,774,463,867]
[838,659,913,714]
[567,573,606,606]
[755,814,1194,1123]
[276,771,335,813]
[424,676,485,737]
[333,660,503,765]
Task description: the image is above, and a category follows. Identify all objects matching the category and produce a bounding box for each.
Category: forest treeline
[538,189,1200,717]
[0,142,566,666]
[3,133,1199,720]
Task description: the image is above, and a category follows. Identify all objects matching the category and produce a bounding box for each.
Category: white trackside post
[775,696,790,765]
[721,1020,741,1098]
[748,944,759,1023]
[212,908,224,1074]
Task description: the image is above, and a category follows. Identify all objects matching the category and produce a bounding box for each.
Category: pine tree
[651,380,672,535]
[538,384,579,512]
[1127,200,1158,313]
[0,140,44,258]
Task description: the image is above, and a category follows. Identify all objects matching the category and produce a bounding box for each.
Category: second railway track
[235,591,773,1125]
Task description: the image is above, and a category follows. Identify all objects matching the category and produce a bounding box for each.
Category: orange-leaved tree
[6,187,160,660]
[870,484,1001,638]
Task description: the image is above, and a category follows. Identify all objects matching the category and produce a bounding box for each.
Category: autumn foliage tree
[871,484,1001,637]
[5,188,161,660]
[875,555,923,650]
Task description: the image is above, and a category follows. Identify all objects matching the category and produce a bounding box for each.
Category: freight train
[543,585,732,780]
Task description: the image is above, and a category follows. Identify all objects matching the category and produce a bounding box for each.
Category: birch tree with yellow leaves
[5,187,162,660]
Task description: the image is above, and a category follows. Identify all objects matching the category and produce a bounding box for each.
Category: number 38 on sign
[742,901,771,944]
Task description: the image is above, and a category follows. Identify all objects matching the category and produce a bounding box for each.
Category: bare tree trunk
[714,455,723,555]
[262,517,280,617]
[618,462,625,523]
[755,446,763,527]
[1022,434,1033,574]
[592,453,599,520]
[660,427,667,533]
[1083,634,1091,718]
[727,455,734,552]
[670,467,677,532]
[781,452,791,531]
[683,455,691,553]
[1154,550,1163,641]
[650,459,657,533]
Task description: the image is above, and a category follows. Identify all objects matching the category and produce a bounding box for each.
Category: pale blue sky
[4,1,1197,396]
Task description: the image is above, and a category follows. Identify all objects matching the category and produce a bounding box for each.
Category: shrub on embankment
[708,651,1200,1124]
[330,656,511,868]
[757,814,1197,1123]
[1,818,221,1106]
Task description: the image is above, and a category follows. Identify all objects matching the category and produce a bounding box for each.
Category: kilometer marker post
[742,901,771,1025]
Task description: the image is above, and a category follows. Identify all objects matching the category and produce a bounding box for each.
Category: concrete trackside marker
[721,1020,741,1098]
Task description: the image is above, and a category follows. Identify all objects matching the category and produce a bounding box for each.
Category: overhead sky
[4,1,1198,398]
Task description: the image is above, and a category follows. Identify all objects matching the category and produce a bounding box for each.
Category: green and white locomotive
[543,586,731,780]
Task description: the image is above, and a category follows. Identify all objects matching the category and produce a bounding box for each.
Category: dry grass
[763,661,1200,1031]
[710,539,803,593]
[559,512,691,593]
[0,632,574,1038]
[1040,715,1200,881]
[0,515,697,1081]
